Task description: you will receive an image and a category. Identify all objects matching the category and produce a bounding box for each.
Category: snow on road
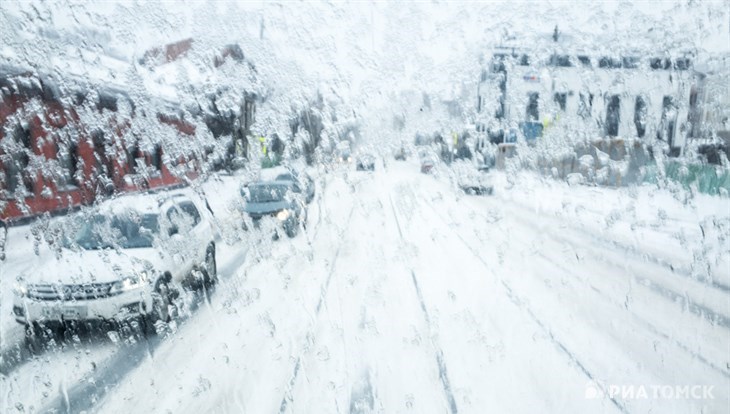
[2,162,728,413]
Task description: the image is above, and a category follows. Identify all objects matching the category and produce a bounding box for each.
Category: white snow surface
[3,162,726,413]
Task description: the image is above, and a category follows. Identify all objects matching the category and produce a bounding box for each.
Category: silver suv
[13,192,218,349]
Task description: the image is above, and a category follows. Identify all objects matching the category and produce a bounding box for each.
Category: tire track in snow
[455,193,730,373]
[418,198,629,414]
[534,250,730,380]
[538,228,730,329]
[278,204,356,414]
[502,195,730,294]
[388,195,459,414]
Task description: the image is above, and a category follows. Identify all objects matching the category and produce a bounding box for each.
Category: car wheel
[143,274,177,335]
[202,243,217,287]
[24,322,58,354]
[286,221,298,238]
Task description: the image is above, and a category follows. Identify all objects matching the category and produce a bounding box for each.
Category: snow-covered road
[2,161,728,413]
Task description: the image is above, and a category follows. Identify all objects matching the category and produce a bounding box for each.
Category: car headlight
[13,283,27,297]
[276,209,291,221]
[348,156,353,162]
[109,271,147,295]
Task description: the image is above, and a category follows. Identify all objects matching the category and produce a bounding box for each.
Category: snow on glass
[0,1,728,413]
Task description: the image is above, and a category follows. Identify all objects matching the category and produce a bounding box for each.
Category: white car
[12,192,217,347]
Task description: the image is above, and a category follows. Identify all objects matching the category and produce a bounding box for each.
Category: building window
[599,57,622,69]
[634,95,648,138]
[622,56,640,69]
[553,93,567,111]
[577,56,591,67]
[126,142,140,174]
[650,58,671,70]
[97,92,118,112]
[56,141,79,187]
[674,58,691,71]
[605,95,621,137]
[151,144,163,171]
[578,93,593,119]
[687,86,701,138]
[658,96,677,147]
[548,54,572,67]
[3,153,28,194]
[4,125,34,195]
[526,92,539,121]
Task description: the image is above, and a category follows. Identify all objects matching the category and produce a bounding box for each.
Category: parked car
[12,193,218,348]
[241,181,306,238]
[259,166,315,203]
[452,161,494,195]
[356,154,376,171]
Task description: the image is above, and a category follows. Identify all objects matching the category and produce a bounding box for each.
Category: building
[0,63,199,222]
[476,32,697,157]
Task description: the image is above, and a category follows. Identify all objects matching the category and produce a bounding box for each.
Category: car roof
[248,180,294,188]
[94,192,194,216]
[259,166,295,181]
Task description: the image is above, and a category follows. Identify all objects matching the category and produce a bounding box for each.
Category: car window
[246,184,290,202]
[63,213,159,249]
[177,201,202,226]
[165,204,196,235]
[275,173,296,182]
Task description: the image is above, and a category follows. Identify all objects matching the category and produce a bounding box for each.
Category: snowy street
[2,161,726,413]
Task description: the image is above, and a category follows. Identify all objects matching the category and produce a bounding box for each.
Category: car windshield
[64,213,160,249]
[274,173,296,182]
[246,184,290,203]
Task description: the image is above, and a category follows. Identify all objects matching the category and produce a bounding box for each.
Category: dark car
[274,170,315,203]
[241,181,306,238]
[356,154,376,171]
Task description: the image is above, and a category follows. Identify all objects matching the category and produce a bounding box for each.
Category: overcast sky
[1,0,727,137]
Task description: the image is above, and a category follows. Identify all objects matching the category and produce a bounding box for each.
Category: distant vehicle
[241,181,306,238]
[394,146,407,160]
[274,170,315,203]
[259,166,315,203]
[334,141,353,164]
[356,154,376,171]
[13,193,218,349]
[420,157,436,174]
[419,148,438,174]
[337,148,353,163]
[453,161,494,195]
